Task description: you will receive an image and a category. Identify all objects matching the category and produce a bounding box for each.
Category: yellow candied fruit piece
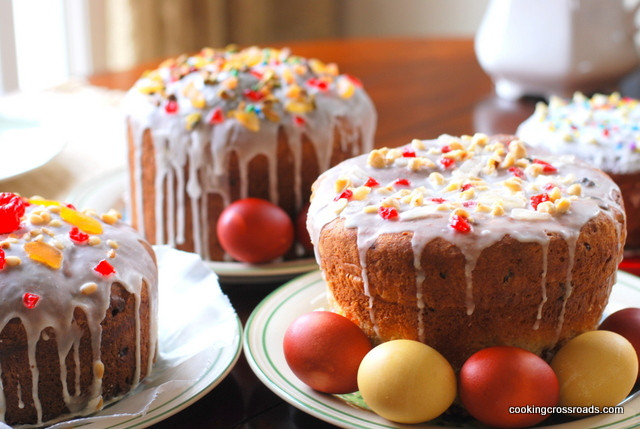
[233,110,260,132]
[334,176,351,193]
[285,100,314,114]
[286,84,302,99]
[185,112,202,131]
[191,93,207,109]
[548,186,562,202]
[555,198,572,214]
[137,82,164,94]
[24,241,63,269]
[363,205,379,214]
[352,186,371,201]
[28,198,61,207]
[60,206,103,235]
[337,77,355,99]
[411,139,425,150]
[281,67,295,85]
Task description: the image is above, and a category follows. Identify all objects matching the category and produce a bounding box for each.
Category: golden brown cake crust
[320,211,624,369]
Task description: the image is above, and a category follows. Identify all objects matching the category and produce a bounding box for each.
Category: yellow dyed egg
[357,339,456,424]
[551,330,638,410]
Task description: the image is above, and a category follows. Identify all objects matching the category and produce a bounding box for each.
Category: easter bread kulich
[0,194,157,427]
[124,46,376,261]
[517,92,640,250]
[307,134,625,369]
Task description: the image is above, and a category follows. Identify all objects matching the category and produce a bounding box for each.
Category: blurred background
[0,0,489,94]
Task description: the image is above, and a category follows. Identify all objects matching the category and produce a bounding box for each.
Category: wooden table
[87,38,639,428]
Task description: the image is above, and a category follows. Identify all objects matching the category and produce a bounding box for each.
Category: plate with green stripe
[244,270,640,429]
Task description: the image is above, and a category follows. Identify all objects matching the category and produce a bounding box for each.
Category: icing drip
[0,199,158,426]
[124,46,376,261]
[308,134,625,341]
[534,240,549,330]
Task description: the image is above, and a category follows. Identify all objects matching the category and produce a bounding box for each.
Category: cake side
[125,46,376,261]
[319,212,622,369]
[0,196,158,427]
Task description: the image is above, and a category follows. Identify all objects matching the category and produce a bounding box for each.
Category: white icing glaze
[517,92,640,174]
[124,46,376,261]
[308,134,625,339]
[0,199,158,427]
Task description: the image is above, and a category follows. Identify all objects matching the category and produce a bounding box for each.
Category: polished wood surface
[88,38,639,429]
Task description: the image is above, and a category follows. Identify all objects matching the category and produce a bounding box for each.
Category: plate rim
[0,120,66,182]
[99,315,244,429]
[244,270,640,429]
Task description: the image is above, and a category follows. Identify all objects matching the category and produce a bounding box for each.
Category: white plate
[0,116,66,181]
[66,169,318,284]
[47,246,242,429]
[244,270,640,429]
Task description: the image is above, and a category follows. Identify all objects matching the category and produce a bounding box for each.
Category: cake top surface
[125,45,373,133]
[308,134,624,263]
[516,92,640,174]
[0,193,157,329]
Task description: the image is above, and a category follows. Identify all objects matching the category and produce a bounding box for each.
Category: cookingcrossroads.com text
[509,405,624,416]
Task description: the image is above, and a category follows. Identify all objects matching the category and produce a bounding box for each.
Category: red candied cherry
[293,115,306,127]
[0,192,26,234]
[243,89,264,102]
[531,193,550,210]
[401,147,416,158]
[23,292,40,309]
[441,145,452,153]
[364,177,379,187]
[428,197,446,204]
[450,214,471,233]
[394,178,411,187]
[508,166,525,179]
[440,157,455,169]
[334,189,353,201]
[165,95,179,114]
[0,248,5,270]
[208,107,225,125]
[94,259,116,276]
[533,159,557,174]
[378,206,398,220]
[344,74,362,87]
[69,226,89,244]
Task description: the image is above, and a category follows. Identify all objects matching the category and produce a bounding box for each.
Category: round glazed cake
[307,134,626,369]
[0,193,158,427]
[517,92,640,250]
[124,46,376,261]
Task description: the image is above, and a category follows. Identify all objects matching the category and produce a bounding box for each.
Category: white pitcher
[475,0,640,100]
